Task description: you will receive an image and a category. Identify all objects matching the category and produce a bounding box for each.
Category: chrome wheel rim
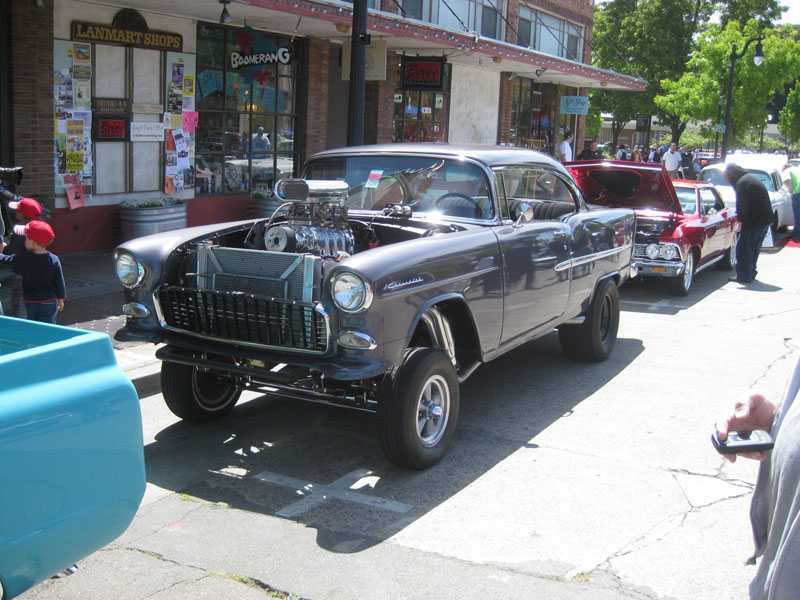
[416,374,450,447]
[683,252,694,291]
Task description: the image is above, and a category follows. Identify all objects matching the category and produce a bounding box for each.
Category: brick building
[0,0,644,254]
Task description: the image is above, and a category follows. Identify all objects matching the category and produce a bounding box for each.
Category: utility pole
[346,0,369,146]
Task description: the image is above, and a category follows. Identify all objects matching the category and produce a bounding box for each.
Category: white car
[698,161,792,231]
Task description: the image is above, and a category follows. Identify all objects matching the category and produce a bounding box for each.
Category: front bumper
[633,259,685,278]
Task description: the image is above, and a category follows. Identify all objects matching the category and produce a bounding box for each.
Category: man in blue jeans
[725,163,772,284]
[783,164,800,241]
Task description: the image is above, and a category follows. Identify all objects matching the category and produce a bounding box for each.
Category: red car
[566,161,739,296]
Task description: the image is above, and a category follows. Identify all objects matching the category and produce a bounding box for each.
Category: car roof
[310,143,566,171]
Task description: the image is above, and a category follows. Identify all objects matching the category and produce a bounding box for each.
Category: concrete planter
[120,203,187,241]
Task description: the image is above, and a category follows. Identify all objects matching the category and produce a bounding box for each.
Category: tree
[779,80,800,144]
[717,0,785,28]
[592,0,711,144]
[657,21,800,148]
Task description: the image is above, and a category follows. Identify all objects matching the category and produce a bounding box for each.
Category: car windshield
[674,187,698,214]
[303,155,494,220]
[699,169,729,186]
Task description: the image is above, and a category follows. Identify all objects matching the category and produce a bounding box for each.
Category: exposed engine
[255,179,355,258]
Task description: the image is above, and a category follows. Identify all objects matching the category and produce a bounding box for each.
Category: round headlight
[331,272,373,313]
[645,244,660,260]
[660,245,678,260]
[115,251,145,288]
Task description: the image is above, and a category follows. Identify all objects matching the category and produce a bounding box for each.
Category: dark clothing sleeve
[0,251,66,302]
[736,174,773,230]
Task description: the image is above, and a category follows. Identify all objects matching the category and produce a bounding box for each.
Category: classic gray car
[115,144,636,469]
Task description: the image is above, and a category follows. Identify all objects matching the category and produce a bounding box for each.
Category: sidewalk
[0,251,162,397]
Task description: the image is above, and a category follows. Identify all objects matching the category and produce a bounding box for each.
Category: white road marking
[255,468,414,518]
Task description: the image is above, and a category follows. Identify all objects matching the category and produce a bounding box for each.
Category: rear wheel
[161,360,241,422]
[377,348,460,469]
[667,249,695,296]
[558,278,620,362]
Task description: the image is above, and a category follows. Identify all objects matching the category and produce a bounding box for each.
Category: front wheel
[558,278,620,362]
[377,348,460,469]
[716,233,738,271]
[666,249,695,296]
[161,360,242,422]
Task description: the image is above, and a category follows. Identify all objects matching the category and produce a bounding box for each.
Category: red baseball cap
[8,197,42,219]
[14,220,55,245]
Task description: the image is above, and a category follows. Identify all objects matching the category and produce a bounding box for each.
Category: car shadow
[143,331,643,553]
[619,261,781,315]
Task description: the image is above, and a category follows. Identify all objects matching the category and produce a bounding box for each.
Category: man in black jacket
[725,163,773,283]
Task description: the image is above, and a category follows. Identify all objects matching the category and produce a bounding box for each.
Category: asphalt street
[11,237,800,600]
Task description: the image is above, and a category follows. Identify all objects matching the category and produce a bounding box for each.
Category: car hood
[566,161,681,213]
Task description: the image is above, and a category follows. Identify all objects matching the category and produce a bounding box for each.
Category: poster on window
[168,63,184,114]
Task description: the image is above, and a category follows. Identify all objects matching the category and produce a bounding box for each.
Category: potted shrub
[251,183,286,218]
[119,196,187,241]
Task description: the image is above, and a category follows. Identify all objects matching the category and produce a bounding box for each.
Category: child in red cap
[0,220,66,323]
[2,197,42,317]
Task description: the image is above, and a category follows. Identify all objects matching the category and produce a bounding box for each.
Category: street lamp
[720,35,764,161]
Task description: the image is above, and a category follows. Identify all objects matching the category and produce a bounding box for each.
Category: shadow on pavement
[142,331,644,554]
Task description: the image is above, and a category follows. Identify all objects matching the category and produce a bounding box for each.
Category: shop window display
[195,23,299,195]
[393,64,451,144]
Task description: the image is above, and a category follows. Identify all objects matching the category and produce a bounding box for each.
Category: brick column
[365,51,397,144]
[497,74,513,145]
[10,0,54,207]
[300,38,330,167]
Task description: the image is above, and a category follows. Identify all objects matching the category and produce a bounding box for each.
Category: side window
[499,166,576,220]
[699,188,718,214]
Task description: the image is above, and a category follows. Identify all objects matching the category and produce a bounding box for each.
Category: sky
[777,2,800,25]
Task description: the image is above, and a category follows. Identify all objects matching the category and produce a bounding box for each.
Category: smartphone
[711,430,774,454]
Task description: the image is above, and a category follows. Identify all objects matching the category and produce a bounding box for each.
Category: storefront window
[195,23,300,195]
[393,64,451,143]
[507,77,556,154]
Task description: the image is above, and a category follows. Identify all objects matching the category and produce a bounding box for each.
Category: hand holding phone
[711,429,774,455]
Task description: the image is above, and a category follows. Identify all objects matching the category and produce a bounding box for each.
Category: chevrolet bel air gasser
[115,145,636,468]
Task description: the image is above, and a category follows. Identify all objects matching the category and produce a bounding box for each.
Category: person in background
[0,220,65,323]
[680,146,694,179]
[782,163,800,241]
[558,130,573,162]
[615,144,628,160]
[251,126,270,159]
[714,354,800,599]
[662,143,682,179]
[692,153,703,178]
[725,163,772,284]
[576,140,604,160]
[631,146,643,162]
[2,197,42,318]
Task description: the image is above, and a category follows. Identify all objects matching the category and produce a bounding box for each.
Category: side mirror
[513,203,534,227]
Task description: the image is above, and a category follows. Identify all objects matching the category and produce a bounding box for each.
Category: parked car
[114,144,636,469]
[566,160,739,296]
[0,318,145,599]
[693,151,719,168]
[698,161,792,231]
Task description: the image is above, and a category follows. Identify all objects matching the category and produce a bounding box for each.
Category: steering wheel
[433,192,483,217]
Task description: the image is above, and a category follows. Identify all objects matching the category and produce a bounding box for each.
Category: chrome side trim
[383,265,500,296]
[554,243,633,273]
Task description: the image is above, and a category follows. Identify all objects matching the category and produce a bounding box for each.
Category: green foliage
[119,197,185,209]
[717,0,785,28]
[779,80,800,143]
[584,101,603,139]
[656,21,800,147]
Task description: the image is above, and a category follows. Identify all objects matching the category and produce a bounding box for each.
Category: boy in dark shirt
[0,220,66,323]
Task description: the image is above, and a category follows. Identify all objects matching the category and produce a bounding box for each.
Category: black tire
[161,360,241,422]
[716,232,738,271]
[558,278,620,362]
[377,348,460,469]
[666,249,695,296]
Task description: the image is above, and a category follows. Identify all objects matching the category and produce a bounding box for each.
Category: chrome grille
[157,286,329,353]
